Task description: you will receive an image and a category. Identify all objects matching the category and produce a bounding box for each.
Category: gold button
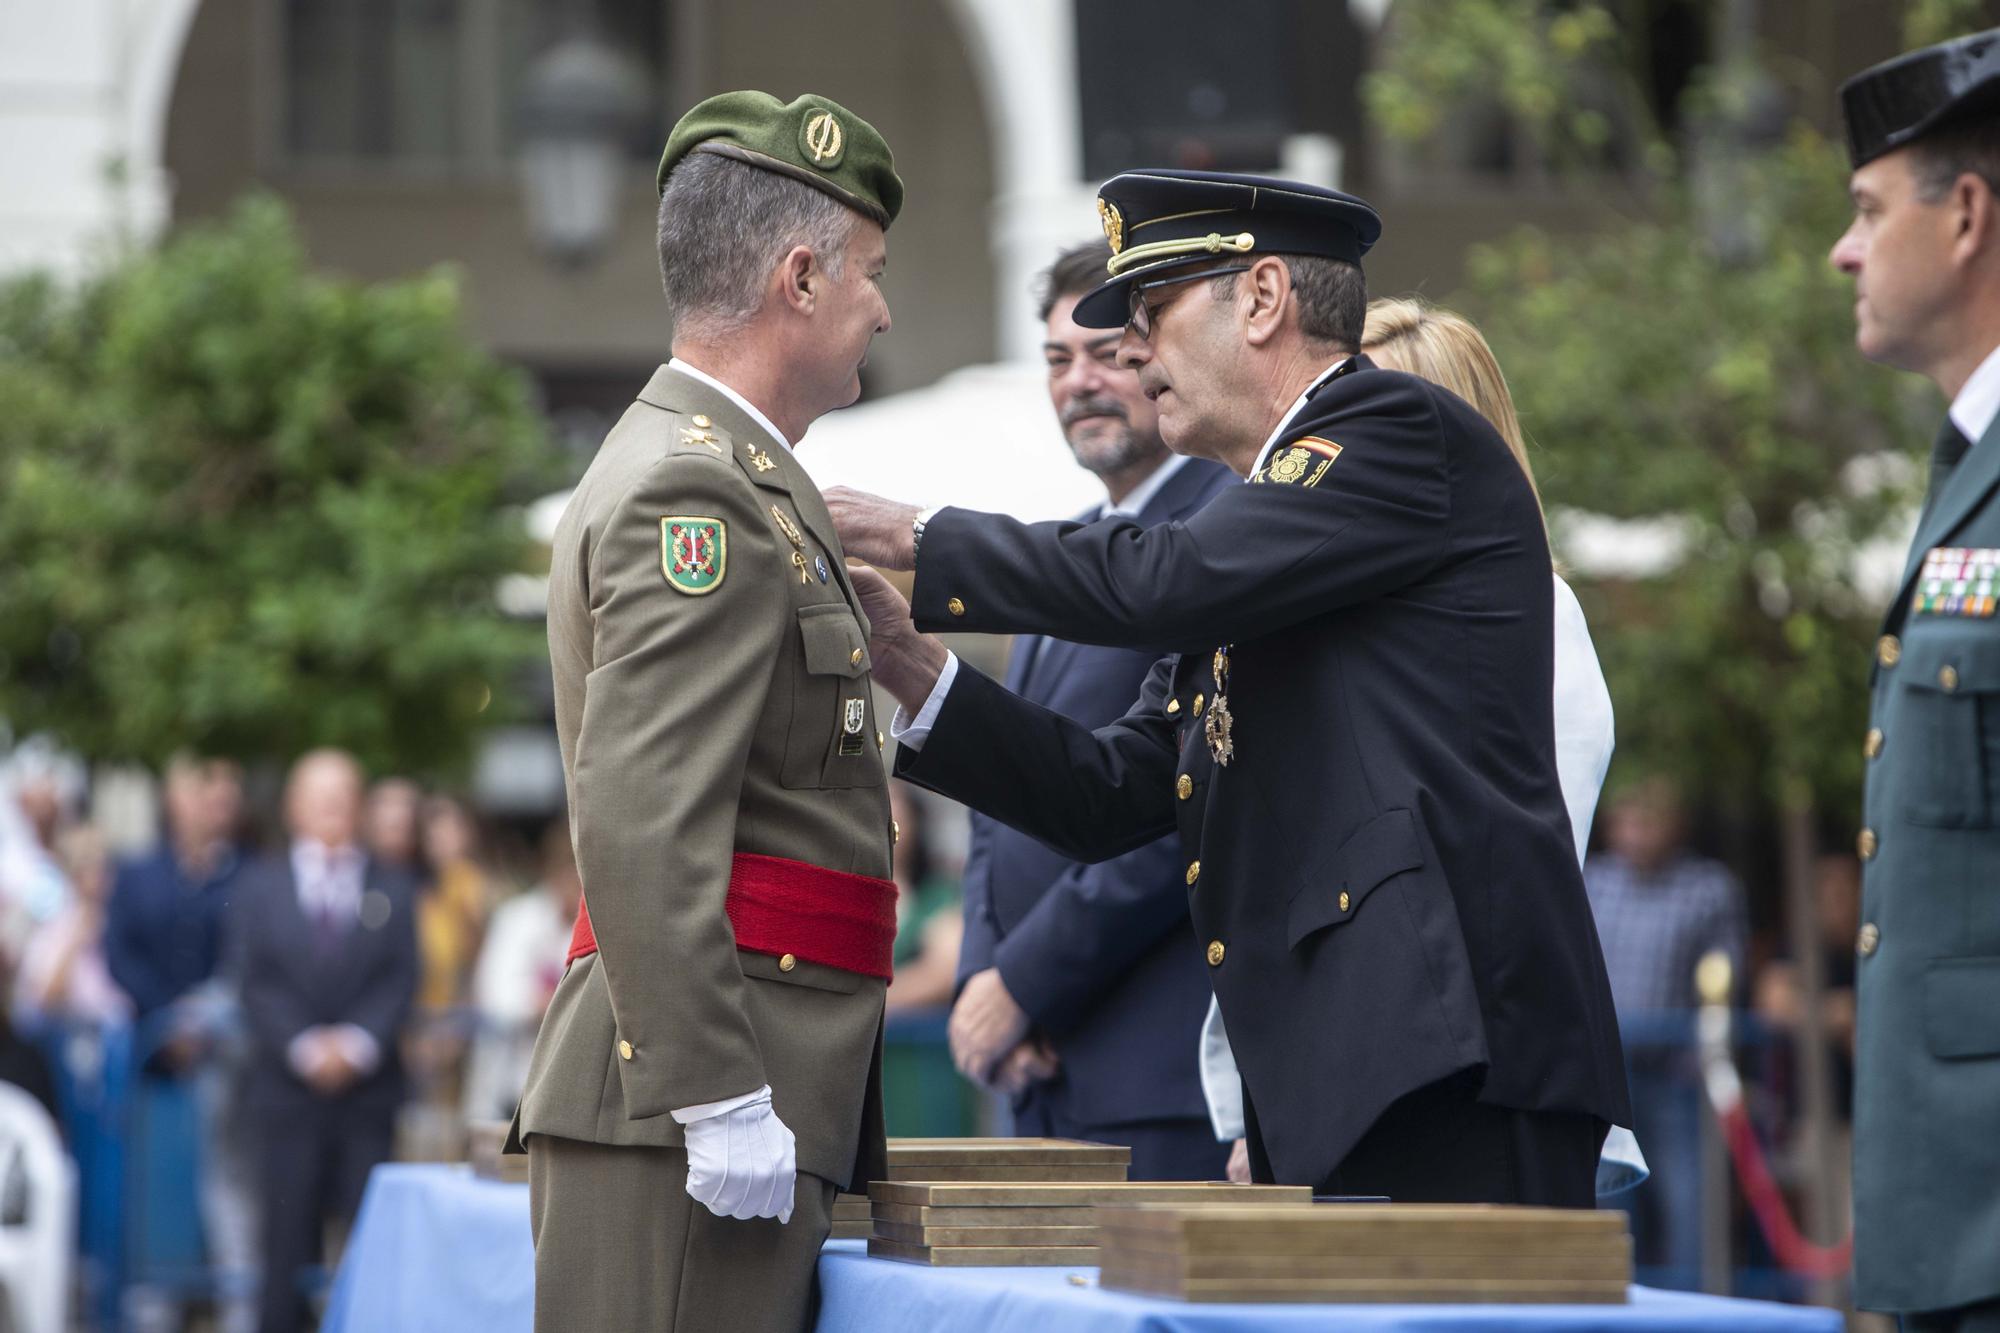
[1177,774,1193,799]
[1941,664,1960,692]
[1206,940,1225,967]
[877,730,886,749]
[1186,860,1201,886]
[779,953,797,973]
[1877,634,1901,668]
[947,597,966,616]
[691,414,712,429]
[1192,693,1205,718]
[1857,827,1878,861]
[1864,728,1884,759]
[617,1040,634,1061]
[1166,698,1181,716]
[1339,891,1351,913]
[891,820,900,845]
[1857,923,1880,958]
[850,647,865,667]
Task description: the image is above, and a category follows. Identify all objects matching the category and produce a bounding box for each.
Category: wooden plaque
[885,1137,1131,1167]
[867,1237,1100,1267]
[868,1182,1311,1208]
[871,1220,1101,1248]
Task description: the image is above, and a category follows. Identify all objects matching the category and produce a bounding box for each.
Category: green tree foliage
[1367,2,1959,821]
[0,197,559,776]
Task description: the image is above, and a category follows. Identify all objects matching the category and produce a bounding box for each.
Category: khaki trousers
[528,1134,836,1333]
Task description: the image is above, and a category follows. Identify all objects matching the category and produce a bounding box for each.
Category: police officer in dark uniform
[1832,30,2000,1331]
[830,170,1630,1205]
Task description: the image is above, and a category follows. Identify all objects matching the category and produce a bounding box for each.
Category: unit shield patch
[1255,436,1342,487]
[661,516,727,595]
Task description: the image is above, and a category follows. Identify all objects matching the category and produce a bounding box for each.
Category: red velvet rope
[1714,1099,1854,1278]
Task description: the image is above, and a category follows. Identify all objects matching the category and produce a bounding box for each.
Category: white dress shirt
[1950,341,2000,447]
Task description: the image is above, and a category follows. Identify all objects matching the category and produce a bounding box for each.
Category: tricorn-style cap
[1072,169,1383,329]
[657,91,903,228]
[1840,27,2000,169]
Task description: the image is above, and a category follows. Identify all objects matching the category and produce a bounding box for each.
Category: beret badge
[1098,198,1125,255]
[801,109,845,170]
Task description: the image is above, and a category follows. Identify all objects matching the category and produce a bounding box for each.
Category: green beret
[657,91,904,229]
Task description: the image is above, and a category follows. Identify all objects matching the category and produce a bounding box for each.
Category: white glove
[681,1086,798,1223]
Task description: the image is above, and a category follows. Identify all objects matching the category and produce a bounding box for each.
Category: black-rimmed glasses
[1125,264,1252,341]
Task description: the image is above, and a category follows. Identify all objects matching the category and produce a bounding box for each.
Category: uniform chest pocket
[1897,635,2000,829]
[781,603,883,790]
[1285,808,1427,948]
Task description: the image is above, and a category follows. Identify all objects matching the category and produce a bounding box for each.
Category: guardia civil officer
[508,92,901,1330]
[830,172,1630,1205]
[1833,31,2000,1330]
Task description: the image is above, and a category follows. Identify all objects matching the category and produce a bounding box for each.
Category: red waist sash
[566,851,899,981]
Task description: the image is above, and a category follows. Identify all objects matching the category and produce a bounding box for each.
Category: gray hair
[657,151,860,344]
[1210,255,1367,350]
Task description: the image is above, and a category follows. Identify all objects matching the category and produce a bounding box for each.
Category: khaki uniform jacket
[511,364,894,1192]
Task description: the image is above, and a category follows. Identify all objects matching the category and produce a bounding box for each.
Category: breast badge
[839,696,868,755]
[1206,645,1235,766]
[1914,547,2000,617]
[1253,436,1342,488]
[661,517,726,595]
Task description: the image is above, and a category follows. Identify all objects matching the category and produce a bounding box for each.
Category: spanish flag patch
[1254,436,1342,487]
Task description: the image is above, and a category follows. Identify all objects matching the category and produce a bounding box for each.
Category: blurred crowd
[0,726,1865,1322]
[0,740,968,1331]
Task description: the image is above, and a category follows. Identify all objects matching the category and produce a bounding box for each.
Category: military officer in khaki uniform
[506,91,902,1331]
[1832,31,2000,1333]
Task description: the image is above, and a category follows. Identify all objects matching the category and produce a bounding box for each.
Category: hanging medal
[1206,645,1234,766]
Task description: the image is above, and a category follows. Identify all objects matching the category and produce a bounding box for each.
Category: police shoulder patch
[1255,435,1342,487]
[661,516,727,594]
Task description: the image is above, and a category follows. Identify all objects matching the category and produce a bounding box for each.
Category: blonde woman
[1204,298,1641,1193]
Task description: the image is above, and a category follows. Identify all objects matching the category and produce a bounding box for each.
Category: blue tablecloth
[326,1165,1842,1333]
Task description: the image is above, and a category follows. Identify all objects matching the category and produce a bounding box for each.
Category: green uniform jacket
[509,364,894,1193]
[1854,413,2000,1314]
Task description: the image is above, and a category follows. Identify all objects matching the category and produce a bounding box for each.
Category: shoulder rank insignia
[1914,546,2000,617]
[661,516,726,595]
[746,442,778,473]
[1254,436,1342,487]
[678,425,722,453]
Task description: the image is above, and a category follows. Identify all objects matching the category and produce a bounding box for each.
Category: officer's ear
[778,245,818,316]
[1242,256,1292,348]
[1950,173,2000,269]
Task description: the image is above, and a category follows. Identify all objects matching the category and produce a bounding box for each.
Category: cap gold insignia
[1098,198,1125,255]
[802,110,845,170]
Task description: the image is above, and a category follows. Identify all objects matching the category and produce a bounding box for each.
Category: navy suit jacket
[957,457,1234,1128]
[229,852,419,1114]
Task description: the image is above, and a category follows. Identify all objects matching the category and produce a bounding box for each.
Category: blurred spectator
[362,778,424,874]
[1585,776,1748,1287]
[415,795,493,1015]
[0,954,59,1129]
[13,825,129,1029]
[885,781,963,1014]
[104,754,253,1333]
[0,740,87,955]
[461,819,578,1123]
[1755,853,1861,1106]
[105,754,244,1053]
[232,750,417,1333]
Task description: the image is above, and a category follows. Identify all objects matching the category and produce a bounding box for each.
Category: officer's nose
[1830,220,1864,276]
[1116,327,1151,372]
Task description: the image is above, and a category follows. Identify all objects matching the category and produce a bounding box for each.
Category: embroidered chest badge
[1255,436,1341,487]
[661,517,726,595]
[1913,547,2000,618]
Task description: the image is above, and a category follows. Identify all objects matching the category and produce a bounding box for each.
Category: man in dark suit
[231,749,417,1333]
[949,242,1233,1181]
[831,170,1628,1206]
[1831,31,2000,1331]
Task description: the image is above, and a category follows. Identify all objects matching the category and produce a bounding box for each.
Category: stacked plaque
[465,1121,529,1185]
[866,1182,1313,1266]
[1097,1203,1632,1304]
[830,1137,1131,1239]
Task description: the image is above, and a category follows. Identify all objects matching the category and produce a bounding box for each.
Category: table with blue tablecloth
[324,1165,1843,1333]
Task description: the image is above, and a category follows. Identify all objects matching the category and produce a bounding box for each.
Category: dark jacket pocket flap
[798,604,868,678]
[1902,633,2000,693]
[1285,807,1427,949]
[1923,958,2000,1058]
